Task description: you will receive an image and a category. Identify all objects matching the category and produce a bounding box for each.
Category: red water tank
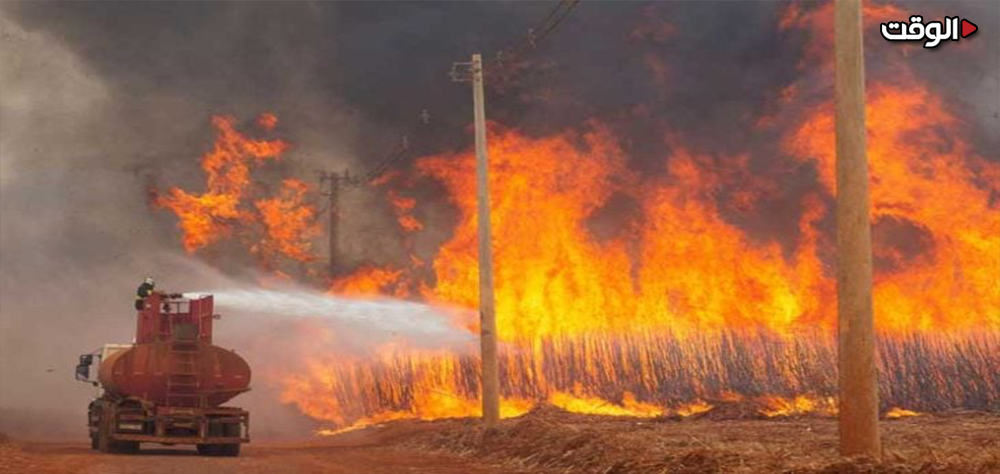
[97,293,251,407]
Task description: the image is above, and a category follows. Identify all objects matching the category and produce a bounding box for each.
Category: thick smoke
[1,1,997,437]
[0,1,525,437]
[0,3,365,437]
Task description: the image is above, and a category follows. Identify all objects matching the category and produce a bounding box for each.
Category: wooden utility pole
[320,171,345,280]
[452,53,501,426]
[834,0,881,458]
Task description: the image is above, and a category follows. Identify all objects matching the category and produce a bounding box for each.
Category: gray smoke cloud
[0,0,522,437]
[0,3,367,438]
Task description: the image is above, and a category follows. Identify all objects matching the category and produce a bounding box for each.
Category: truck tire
[95,406,139,454]
[96,411,112,453]
[196,444,218,456]
[90,434,99,450]
[197,444,240,457]
[220,443,240,457]
[113,441,139,454]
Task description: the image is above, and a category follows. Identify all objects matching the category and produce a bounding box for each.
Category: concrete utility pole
[318,137,411,283]
[319,171,346,280]
[834,0,881,458]
[452,53,501,427]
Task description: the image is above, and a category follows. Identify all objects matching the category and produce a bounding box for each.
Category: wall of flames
[331,82,998,336]
[156,3,999,430]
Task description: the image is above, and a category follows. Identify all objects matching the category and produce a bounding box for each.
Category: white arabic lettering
[880,15,964,49]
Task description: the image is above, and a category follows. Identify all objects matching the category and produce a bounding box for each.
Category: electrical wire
[334,0,581,190]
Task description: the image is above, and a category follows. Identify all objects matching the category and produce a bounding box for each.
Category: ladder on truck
[166,339,202,407]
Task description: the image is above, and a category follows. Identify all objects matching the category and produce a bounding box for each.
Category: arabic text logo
[881,16,977,49]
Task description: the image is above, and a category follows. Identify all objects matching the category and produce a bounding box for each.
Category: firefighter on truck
[135,277,155,310]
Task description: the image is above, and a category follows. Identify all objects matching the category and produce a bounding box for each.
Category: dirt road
[0,439,513,474]
[4,408,998,474]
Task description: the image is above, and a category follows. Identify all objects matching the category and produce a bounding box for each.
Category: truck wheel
[96,415,112,453]
[197,444,239,457]
[220,443,240,457]
[90,434,99,450]
[196,444,218,456]
[113,441,139,454]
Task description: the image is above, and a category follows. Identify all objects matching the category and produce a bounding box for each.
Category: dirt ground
[0,436,518,474]
[396,407,1000,474]
[2,408,998,474]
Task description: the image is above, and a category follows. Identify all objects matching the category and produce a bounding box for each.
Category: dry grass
[304,331,999,424]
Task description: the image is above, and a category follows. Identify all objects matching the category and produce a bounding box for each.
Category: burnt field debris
[371,407,1000,474]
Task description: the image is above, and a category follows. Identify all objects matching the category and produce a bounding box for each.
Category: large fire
[280,76,1000,429]
[156,4,999,432]
[156,114,319,270]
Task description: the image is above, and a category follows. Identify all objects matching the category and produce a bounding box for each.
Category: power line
[319,0,581,280]
[323,0,582,194]
[317,116,426,196]
[449,0,580,87]
[488,0,581,89]
[357,1,581,189]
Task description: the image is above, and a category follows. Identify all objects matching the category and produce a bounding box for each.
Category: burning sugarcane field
[0,1,998,473]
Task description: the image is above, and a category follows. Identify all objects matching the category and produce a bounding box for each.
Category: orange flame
[157,113,320,269]
[252,178,320,264]
[152,9,998,431]
[282,331,998,429]
[331,265,407,298]
[293,70,999,427]
[387,189,424,232]
[758,395,837,418]
[156,115,287,251]
[548,385,664,418]
[884,407,920,419]
[416,126,639,339]
[297,75,998,426]
[786,84,1000,332]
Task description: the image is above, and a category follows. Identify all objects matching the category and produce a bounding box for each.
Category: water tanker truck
[75,292,251,455]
